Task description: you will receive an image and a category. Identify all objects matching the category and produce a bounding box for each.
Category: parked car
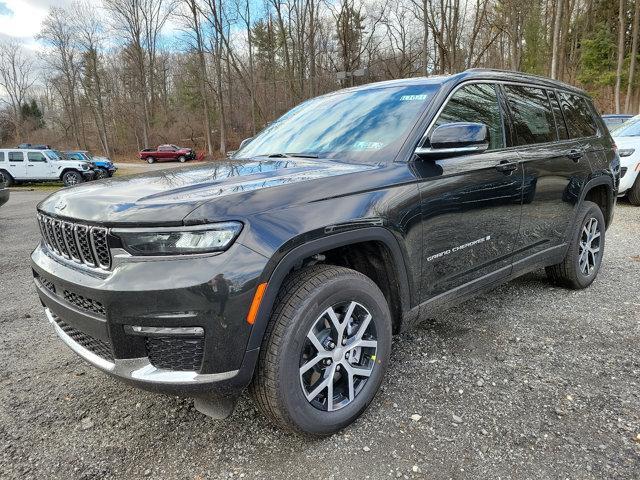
[0,148,94,187]
[0,172,8,207]
[66,150,117,179]
[610,115,640,204]
[138,144,196,164]
[31,69,618,435]
[602,114,633,130]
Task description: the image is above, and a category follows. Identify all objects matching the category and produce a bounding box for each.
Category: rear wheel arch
[246,227,412,352]
[580,176,614,228]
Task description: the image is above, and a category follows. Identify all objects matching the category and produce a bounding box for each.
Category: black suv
[32,69,619,435]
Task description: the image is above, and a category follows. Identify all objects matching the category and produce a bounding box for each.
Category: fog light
[124,325,204,337]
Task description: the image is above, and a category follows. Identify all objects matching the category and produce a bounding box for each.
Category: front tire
[62,171,83,187]
[627,174,640,205]
[178,155,187,163]
[0,170,13,187]
[545,200,605,289]
[95,167,109,179]
[250,265,392,436]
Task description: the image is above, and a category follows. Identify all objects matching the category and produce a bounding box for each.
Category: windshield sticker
[353,141,384,150]
[400,94,429,101]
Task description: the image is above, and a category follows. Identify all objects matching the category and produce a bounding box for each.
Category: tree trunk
[626,0,640,112]
[550,0,563,79]
[615,0,626,113]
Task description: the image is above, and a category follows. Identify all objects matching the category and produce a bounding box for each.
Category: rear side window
[27,152,47,162]
[558,93,598,138]
[503,85,556,145]
[548,90,569,140]
[8,151,24,162]
[433,83,505,150]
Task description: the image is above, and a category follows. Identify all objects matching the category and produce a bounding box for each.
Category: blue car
[65,150,117,179]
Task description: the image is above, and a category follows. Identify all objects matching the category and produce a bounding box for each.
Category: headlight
[112,222,242,255]
[82,164,89,170]
[619,148,635,157]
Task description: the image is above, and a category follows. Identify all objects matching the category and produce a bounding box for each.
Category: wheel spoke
[354,313,372,341]
[345,363,373,378]
[326,306,342,335]
[299,353,329,377]
[326,376,335,411]
[353,338,377,349]
[347,368,355,401]
[305,374,331,402]
[306,330,326,353]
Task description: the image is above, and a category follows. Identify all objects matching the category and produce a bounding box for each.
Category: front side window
[432,83,505,150]
[236,84,440,163]
[559,93,598,138]
[27,152,47,162]
[8,151,24,162]
[0,152,5,162]
[504,85,556,145]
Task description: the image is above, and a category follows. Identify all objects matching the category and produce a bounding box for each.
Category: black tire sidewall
[95,168,109,179]
[276,275,392,435]
[178,156,186,163]
[0,171,12,187]
[147,157,155,164]
[569,202,605,288]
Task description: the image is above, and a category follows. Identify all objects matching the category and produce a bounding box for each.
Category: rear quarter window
[503,85,556,145]
[558,93,598,138]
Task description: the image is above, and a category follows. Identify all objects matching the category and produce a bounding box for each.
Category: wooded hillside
[0,0,638,158]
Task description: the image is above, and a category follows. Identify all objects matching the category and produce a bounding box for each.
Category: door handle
[495,161,518,174]
[567,149,584,162]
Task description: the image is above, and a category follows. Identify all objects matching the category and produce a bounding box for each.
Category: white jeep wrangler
[0,148,94,187]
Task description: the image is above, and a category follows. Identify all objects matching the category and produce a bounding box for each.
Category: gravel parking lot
[0,190,638,480]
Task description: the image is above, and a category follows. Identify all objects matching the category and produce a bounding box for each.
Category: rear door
[7,151,26,179]
[502,85,594,264]
[26,151,54,180]
[416,82,524,302]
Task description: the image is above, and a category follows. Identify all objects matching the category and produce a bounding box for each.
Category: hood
[38,158,375,226]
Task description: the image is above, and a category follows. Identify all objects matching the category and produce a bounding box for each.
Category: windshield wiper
[265,152,319,159]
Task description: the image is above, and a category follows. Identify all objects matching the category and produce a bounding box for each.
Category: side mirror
[415,122,489,158]
[239,137,253,150]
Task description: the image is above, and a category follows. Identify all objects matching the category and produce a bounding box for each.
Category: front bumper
[32,241,267,396]
[82,170,95,180]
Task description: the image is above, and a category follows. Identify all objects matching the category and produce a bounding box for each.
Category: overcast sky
[0,0,76,48]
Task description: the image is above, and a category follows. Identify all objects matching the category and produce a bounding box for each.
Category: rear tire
[146,157,155,164]
[0,170,13,187]
[627,174,640,205]
[545,200,605,289]
[250,265,392,436]
[62,170,83,187]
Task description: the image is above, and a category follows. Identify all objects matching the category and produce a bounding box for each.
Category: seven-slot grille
[37,213,111,270]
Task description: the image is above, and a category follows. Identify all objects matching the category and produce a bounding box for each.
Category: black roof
[336,68,588,97]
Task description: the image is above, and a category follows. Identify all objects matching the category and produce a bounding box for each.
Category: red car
[138,144,196,164]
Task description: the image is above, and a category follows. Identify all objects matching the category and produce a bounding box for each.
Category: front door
[26,151,54,180]
[415,82,523,302]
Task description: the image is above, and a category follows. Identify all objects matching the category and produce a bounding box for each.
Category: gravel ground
[0,191,639,480]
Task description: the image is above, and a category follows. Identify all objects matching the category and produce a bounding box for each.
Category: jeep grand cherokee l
[31,69,618,435]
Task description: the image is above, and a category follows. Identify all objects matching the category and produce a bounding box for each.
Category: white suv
[611,116,640,205]
[0,149,94,187]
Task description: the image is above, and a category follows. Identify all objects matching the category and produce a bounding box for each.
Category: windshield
[235,84,440,162]
[611,116,640,137]
[47,150,65,160]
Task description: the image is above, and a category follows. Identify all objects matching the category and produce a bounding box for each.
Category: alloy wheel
[65,173,78,185]
[299,301,378,412]
[578,217,601,276]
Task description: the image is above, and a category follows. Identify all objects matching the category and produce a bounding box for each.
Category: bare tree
[0,41,35,141]
[627,0,640,113]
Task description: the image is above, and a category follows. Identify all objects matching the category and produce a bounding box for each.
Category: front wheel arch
[246,227,412,352]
